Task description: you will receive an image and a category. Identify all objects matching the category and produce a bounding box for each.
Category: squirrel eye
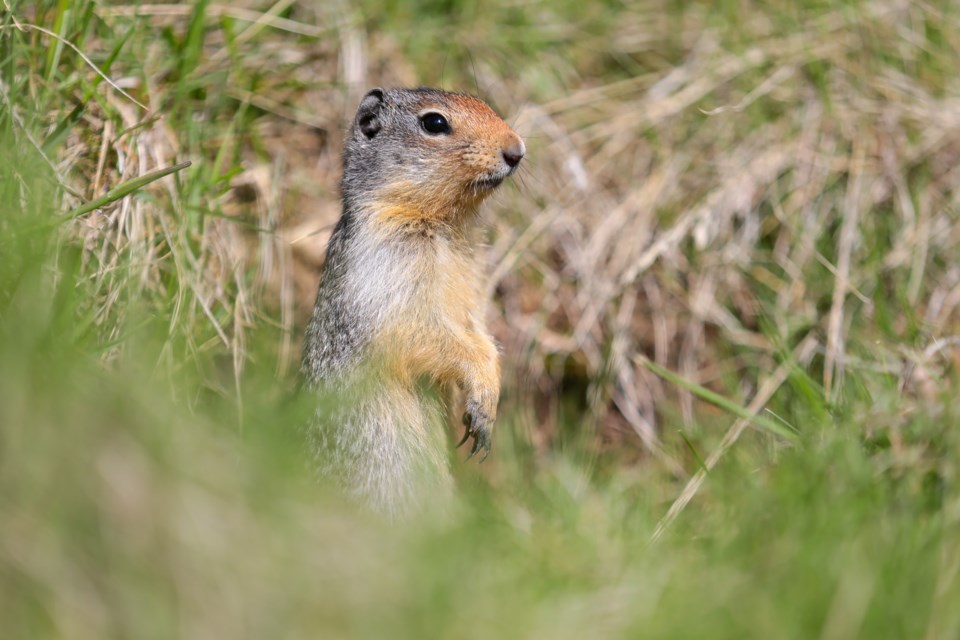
[420,112,451,135]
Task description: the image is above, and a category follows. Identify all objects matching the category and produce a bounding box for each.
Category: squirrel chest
[348,222,483,385]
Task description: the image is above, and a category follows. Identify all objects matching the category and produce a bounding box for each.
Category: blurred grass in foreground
[3,0,960,638]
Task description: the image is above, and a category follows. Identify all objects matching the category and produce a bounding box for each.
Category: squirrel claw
[478,435,491,463]
[460,410,492,462]
[457,412,474,448]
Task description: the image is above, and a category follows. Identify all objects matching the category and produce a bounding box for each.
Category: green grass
[2,0,960,637]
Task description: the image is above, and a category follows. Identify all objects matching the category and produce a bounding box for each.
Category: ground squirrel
[301,87,525,515]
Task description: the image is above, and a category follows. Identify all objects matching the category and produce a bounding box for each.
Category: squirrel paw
[458,402,492,462]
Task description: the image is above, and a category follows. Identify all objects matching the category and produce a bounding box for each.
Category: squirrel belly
[301,87,524,515]
[308,372,452,517]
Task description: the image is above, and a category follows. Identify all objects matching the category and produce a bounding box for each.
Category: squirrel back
[302,87,525,515]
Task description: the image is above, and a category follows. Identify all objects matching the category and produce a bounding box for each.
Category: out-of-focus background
[2,1,959,637]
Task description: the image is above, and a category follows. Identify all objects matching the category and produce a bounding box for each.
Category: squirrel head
[341,87,525,222]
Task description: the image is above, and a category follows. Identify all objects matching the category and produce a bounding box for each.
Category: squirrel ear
[356,88,384,139]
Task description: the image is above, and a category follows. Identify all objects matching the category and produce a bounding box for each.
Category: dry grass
[22,0,960,500]
[3,1,960,636]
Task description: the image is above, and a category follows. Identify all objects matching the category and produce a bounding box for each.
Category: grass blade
[41,21,137,155]
[638,356,798,441]
[61,161,192,221]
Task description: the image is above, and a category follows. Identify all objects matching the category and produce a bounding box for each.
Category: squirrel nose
[502,139,525,168]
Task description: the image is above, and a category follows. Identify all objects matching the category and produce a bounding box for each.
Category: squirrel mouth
[472,175,506,190]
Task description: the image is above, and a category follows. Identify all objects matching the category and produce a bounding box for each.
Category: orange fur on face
[366,95,523,229]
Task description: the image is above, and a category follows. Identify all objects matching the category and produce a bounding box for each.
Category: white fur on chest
[344,224,482,337]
